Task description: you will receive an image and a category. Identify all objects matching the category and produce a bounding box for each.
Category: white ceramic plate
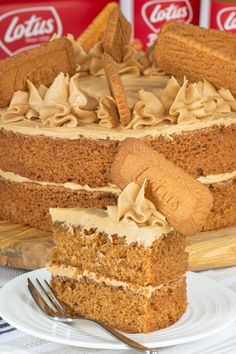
[0,269,236,350]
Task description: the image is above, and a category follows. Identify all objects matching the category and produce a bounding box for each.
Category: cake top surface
[50,180,173,247]
[1,9,236,138]
[1,59,236,140]
[1,111,235,141]
[1,30,236,138]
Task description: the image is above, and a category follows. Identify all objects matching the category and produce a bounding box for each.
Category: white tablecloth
[0,266,236,354]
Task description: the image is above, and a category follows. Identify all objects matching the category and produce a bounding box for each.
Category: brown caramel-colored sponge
[154,22,236,96]
[0,38,76,108]
[111,138,213,236]
[0,176,235,232]
[51,275,187,333]
[50,225,187,287]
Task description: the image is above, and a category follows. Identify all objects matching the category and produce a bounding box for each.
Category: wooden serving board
[0,221,53,270]
[0,220,236,271]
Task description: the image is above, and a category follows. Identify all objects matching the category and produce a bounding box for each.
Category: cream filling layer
[47,263,184,299]
[0,169,121,195]
[1,169,235,193]
[49,207,173,248]
[0,115,235,141]
[196,171,236,184]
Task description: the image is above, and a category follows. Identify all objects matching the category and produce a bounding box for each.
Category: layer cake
[0,74,235,232]
[48,180,188,333]
[0,15,235,233]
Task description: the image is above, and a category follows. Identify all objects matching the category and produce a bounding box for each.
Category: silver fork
[27,278,159,354]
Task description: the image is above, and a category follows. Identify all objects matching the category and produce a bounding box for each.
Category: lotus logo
[0,6,62,56]
[141,0,193,33]
[217,7,236,32]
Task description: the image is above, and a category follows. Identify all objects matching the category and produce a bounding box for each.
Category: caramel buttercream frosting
[2,72,235,130]
[1,168,235,194]
[1,91,29,123]
[47,263,184,298]
[126,89,175,129]
[50,180,172,247]
[0,169,121,195]
[70,35,164,77]
[2,34,235,130]
[1,73,98,128]
[141,44,166,77]
[169,78,236,123]
[97,95,119,128]
[1,113,235,141]
[126,77,236,129]
[1,34,236,131]
[54,34,163,78]
[107,180,168,227]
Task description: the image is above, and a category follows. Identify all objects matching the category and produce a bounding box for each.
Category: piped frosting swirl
[107,180,168,227]
[1,35,236,129]
[126,77,236,129]
[169,78,236,123]
[97,95,119,128]
[1,91,29,123]
[1,73,97,128]
[2,73,236,129]
[49,180,172,247]
[64,35,164,78]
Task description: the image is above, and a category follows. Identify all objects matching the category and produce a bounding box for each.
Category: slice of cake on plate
[47,140,212,333]
[47,180,188,333]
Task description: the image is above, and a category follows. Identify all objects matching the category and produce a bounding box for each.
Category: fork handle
[90,319,159,354]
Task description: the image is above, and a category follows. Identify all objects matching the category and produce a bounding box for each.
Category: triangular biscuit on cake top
[103,6,132,63]
[77,2,118,52]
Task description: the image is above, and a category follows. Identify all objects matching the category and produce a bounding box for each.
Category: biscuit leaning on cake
[111,138,213,236]
[154,22,236,96]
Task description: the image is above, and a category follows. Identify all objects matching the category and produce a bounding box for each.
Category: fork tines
[27,278,67,318]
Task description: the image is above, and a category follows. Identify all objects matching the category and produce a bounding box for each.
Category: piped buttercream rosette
[1,91,29,123]
[125,77,236,129]
[1,73,98,128]
[169,78,236,123]
[1,73,236,129]
[107,180,168,227]
[97,96,119,128]
[63,35,164,78]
